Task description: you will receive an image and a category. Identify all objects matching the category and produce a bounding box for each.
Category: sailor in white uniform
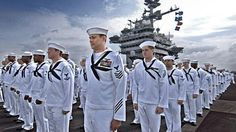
[28,50,50,132]
[202,63,212,110]
[14,58,25,123]
[0,59,8,103]
[78,57,88,111]
[46,42,74,132]
[130,59,142,125]
[4,53,20,116]
[1,58,9,109]
[19,51,36,131]
[85,27,127,132]
[182,58,199,126]
[210,66,217,102]
[132,41,168,132]
[191,60,207,117]
[163,56,185,132]
[62,50,76,121]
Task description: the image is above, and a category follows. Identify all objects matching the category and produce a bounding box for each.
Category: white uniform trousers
[132,109,140,123]
[216,85,220,96]
[164,99,182,132]
[219,84,224,94]
[138,102,161,132]
[196,93,203,114]
[202,90,210,109]
[209,89,213,105]
[79,93,86,111]
[211,86,216,101]
[9,90,18,115]
[3,85,11,111]
[46,106,70,132]
[32,102,49,132]
[0,86,4,102]
[84,106,115,132]
[17,94,24,121]
[183,91,197,123]
[21,95,34,130]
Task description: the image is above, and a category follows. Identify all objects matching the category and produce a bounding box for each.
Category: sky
[0,0,236,71]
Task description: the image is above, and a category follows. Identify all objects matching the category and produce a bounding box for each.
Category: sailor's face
[164,59,174,67]
[191,63,198,69]
[7,56,15,62]
[17,59,23,64]
[21,56,31,63]
[33,55,42,63]
[89,35,105,50]
[142,46,153,59]
[48,48,58,59]
[183,62,189,67]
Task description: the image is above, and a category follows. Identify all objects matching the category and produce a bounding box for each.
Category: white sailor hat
[163,55,175,61]
[133,59,142,65]
[22,51,33,57]
[48,42,65,52]
[33,49,46,56]
[191,60,198,64]
[182,58,190,63]
[175,59,182,64]
[204,62,211,65]
[62,50,69,55]
[8,53,17,57]
[87,27,108,36]
[139,41,156,49]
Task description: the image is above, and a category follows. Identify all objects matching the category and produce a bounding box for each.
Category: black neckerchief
[8,62,16,74]
[48,61,62,82]
[183,68,193,82]
[90,51,112,81]
[33,62,46,78]
[142,59,160,80]
[168,69,176,85]
[83,69,88,81]
[197,68,201,78]
[21,64,30,78]
[14,65,24,77]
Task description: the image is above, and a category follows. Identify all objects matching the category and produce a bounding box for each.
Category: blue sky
[1,0,236,70]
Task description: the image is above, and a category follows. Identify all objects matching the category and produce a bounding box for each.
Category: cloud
[1,0,236,72]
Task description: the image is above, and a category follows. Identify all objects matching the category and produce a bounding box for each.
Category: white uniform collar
[144,57,156,63]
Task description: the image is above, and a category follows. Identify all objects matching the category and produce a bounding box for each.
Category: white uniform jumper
[46,58,74,132]
[182,67,199,123]
[164,68,185,132]
[132,58,168,132]
[85,48,127,132]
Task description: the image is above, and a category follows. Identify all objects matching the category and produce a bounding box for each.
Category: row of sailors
[0,27,235,132]
[127,55,235,132]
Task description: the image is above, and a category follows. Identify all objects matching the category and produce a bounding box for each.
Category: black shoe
[16,127,24,131]
[190,122,197,126]
[197,114,203,117]
[130,122,141,126]
[181,120,189,126]
[16,120,23,123]
[203,108,210,110]
[6,115,13,118]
